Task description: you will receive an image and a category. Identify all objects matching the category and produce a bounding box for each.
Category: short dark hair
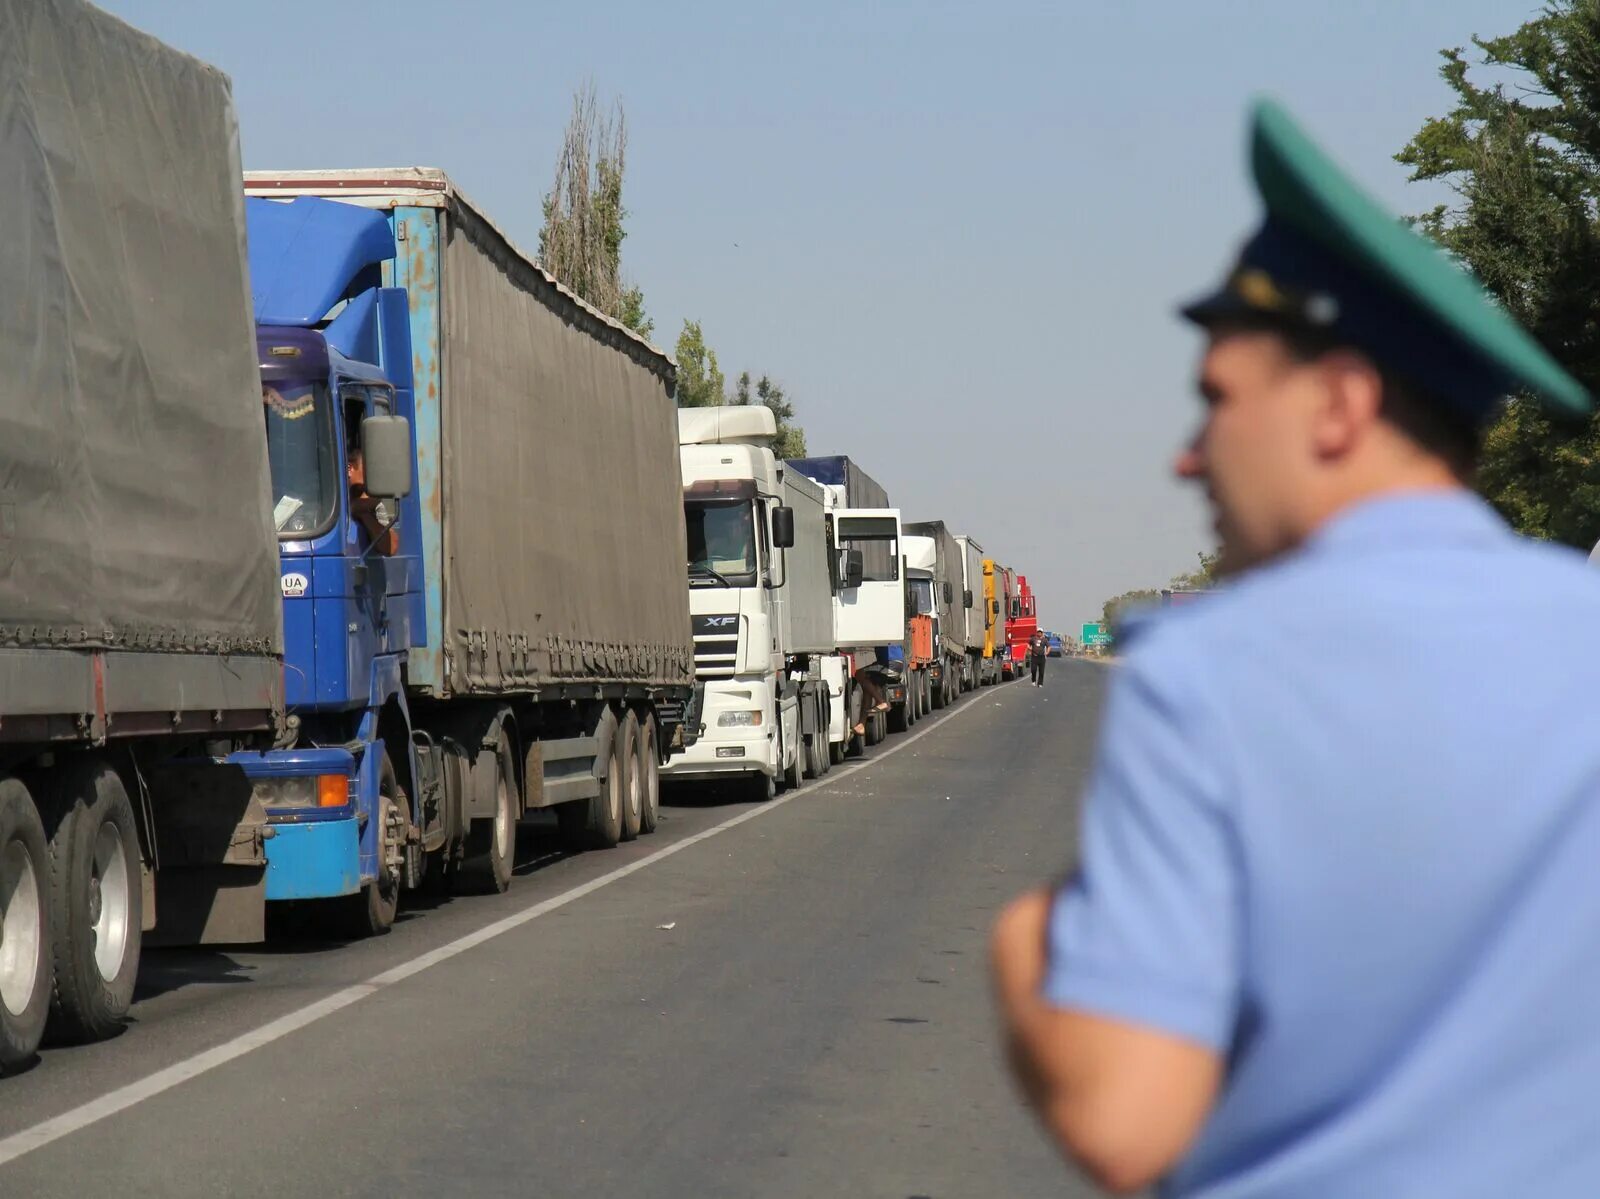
[1214,315,1483,479]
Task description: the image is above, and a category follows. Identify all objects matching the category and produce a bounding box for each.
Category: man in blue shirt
[993,100,1600,1196]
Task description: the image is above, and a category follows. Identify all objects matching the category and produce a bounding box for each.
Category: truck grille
[691,614,740,678]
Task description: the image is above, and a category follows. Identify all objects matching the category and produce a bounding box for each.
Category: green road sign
[1081,622,1113,649]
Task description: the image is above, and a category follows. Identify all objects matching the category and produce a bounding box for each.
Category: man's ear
[1309,349,1384,460]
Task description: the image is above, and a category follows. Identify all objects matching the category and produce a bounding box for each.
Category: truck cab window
[835,516,899,582]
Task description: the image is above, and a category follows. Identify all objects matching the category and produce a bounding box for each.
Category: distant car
[1047,633,1063,657]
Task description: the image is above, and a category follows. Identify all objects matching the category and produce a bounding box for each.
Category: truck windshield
[909,578,935,615]
[263,381,338,540]
[686,499,757,585]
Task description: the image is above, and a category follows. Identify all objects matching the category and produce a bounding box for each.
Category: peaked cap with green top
[1182,99,1591,421]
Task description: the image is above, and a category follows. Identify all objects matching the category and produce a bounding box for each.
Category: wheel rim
[494,771,512,861]
[644,730,658,811]
[626,738,642,822]
[378,790,401,898]
[0,838,42,1015]
[90,820,131,983]
[608,753,622,822]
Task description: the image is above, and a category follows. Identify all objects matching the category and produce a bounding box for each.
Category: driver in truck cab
[345,419,398,557]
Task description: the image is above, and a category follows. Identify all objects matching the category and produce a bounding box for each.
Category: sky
[104,0,1534,628]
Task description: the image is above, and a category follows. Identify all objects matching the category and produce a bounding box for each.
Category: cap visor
[1179,286,1253,328]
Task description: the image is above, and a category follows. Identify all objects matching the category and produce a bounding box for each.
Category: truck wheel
[828,735,845,766]
[932,671,947,710]
[619,712,643,843]
[638,713,660,835]
[784,739,804,792]
[458,738,516,893]
[802,733,820,780]
[888,697,908,735]
[38,760,141,1045]
[336,751,403,936]
[747,773,776,803]
[0,778,49,1073]
[563,707,622,850]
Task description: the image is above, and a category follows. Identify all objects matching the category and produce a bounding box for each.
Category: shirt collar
[1305,489,1508,557]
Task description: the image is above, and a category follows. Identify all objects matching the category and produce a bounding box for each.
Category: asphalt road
[0,659,1109,1199]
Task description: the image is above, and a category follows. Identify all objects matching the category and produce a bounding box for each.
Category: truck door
[832,508,904,647]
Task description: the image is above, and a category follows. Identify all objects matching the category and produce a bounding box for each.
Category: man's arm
[349,494,399,556]
[992,888,1222,1193]
[993,648,1239,1192]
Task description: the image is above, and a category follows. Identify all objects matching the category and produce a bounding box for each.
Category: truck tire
[458,737,516,893]
[335,750,403,936]
[747,773,776,803]
[619,711,643,843]
[0,778,50,1073]
[783,737,803,792]
[562,707,622,851]
[38,759,141,1045]
[932,670,947,710]
[638,713,661,835]
[828,734,845,766]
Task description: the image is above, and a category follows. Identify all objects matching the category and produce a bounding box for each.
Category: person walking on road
[1029,630,1048,687]
[993,99,1600,1198]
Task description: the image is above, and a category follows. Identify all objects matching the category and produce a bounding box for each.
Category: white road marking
[0,686,1003,1167]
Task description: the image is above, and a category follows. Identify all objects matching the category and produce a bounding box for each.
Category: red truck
[1005,574,1039,678]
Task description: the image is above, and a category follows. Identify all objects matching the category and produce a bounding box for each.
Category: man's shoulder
[1125,526,1600,674]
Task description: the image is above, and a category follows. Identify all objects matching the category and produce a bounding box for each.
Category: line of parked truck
[0,0,1043,1072]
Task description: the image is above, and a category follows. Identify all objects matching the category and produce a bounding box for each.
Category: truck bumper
[230,746,361,901]
[264,819,361,900]
[661,727,775,781]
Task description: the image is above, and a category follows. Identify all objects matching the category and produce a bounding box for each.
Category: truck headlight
[717,710,763,727]
[253,774,351,811]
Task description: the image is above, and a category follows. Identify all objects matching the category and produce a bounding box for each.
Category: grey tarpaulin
[0,0,281,655]
[440,200,692,694]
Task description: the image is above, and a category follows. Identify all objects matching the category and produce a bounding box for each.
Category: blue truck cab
[233,197,425,928]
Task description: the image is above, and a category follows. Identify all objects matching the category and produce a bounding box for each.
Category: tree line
[1100,552,1218,636]
[536,85,806,457]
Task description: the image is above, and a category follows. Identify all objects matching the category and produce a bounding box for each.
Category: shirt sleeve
[1041,652,1241,1051]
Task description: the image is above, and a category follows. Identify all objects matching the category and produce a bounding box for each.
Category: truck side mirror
[963,589,973,609]
[943,581,954,605]
[842,549,865,590]
[361,415,413,500]
[772,505,795,549]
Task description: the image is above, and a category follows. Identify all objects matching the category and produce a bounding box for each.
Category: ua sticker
[281,572,309,598]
